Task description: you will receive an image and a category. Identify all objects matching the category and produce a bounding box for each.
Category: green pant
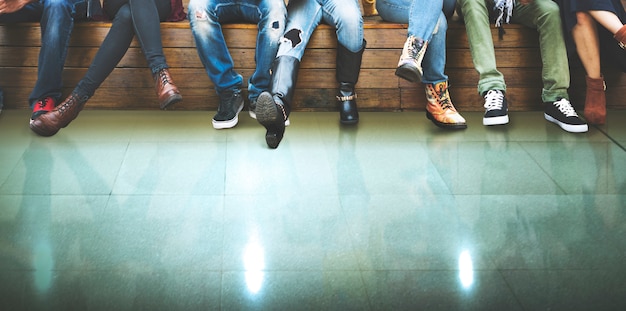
[457,0,570,103]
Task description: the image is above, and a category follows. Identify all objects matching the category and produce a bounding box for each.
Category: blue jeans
[376,0,456,84]
[277,0,364,59]
[188,0,286,100]
[0,0,87,107]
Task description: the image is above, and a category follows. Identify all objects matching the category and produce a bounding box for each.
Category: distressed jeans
[458,0,570,102]
[376,0,456,84]
[0,0,87,107]
[188,0,286,100]
[276,0,364,59]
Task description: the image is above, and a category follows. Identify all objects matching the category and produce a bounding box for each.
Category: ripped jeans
[188,0,286,100]
[277,0,364,59]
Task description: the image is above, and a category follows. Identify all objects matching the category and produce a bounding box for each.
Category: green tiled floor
[1,109,625,310]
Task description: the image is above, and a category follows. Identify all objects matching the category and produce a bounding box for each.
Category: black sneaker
[544,98,588,133]
[212,89,244,129]
[483,90,509,126]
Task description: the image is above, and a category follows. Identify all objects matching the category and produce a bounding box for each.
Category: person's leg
[244,0,286,103]
[377,0,442,83]
[188,0,246,129]
[255,0,322,148]
[515,0,587,132]
[323,0,365,124]
[128,0,181,109]
[188,0,243,94]
[128,0,171,73]
[570,11,606,124]
[422,11,466,129]
[513,0,570,102]
[75,2,135,98]
[458,0,506,95]
[28,0,86,125]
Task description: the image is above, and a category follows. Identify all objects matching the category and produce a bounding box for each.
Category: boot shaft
[270,55,300,114]
[336,40,366,85]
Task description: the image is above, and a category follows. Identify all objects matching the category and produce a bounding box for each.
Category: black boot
[336,40,366,125]
[255,55,300,149]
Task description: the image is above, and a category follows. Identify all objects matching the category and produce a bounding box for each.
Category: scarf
[493,0,515,27]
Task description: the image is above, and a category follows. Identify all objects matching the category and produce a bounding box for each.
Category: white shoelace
[484,90,504,111]
[553,98,578,117]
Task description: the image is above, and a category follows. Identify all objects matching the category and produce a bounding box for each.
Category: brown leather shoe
[584,75,606,125]
[29,93,88,137]
[154,68,182,109]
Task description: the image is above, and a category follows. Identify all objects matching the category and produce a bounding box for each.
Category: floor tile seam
[517,142,569,195]
[593,125,626,152]
[494,268,526,310]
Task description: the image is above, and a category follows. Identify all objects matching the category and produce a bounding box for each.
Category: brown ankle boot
[154,68,182,109]
[29,93,89,136]
[615,25,626,49]
[584,75,606,125]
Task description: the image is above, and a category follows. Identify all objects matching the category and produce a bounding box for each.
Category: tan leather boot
[615,24,626,49]
[424,81,467,130]
[361,0,378,17]
[584,75,606,125]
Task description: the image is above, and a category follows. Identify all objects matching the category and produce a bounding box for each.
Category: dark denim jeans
[0,0,87,107]
[75,0,171,97]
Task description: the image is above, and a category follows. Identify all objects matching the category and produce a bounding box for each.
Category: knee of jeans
[112,5,131,24]
[188,6,216,34]
[277,28,304,55]
[44,0,73,10]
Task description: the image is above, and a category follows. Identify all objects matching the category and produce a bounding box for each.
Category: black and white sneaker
[544,98,588,133]
[483,89,509,126]
[212,89,244,129]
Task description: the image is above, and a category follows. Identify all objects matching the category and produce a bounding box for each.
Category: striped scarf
[494,0,515,27]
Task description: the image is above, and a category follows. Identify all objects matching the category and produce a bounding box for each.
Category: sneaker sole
[483,115,509,126]
[212,101,243,130]
[426,112,467,130]
[544,113,588,133]
[395,64,422,83]
[256,92,285,148]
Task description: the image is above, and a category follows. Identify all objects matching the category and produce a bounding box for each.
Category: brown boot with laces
[29,92,89,137]
[154,68,182,109]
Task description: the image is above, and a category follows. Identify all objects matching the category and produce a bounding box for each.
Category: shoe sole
[29,121,58,137]
[212,101,243,129]
[160,94,183,110]
[544,113,588,133]
[426,112,467,130]
[395,64,422,83]
[483,115,509,126]
[256,92,285,149]
[250,109,291,126]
